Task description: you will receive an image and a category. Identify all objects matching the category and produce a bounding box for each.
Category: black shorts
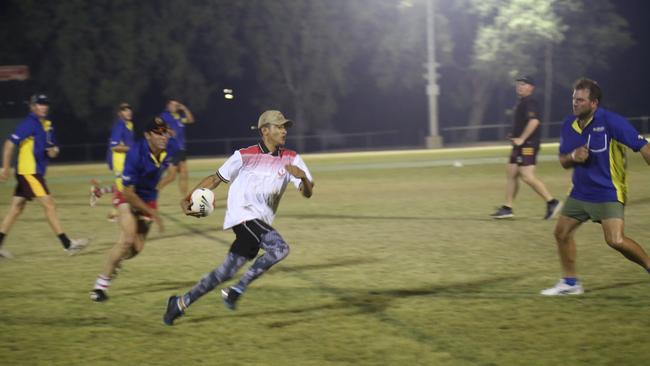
[230,219,275,259]
[172,149,187,164]
[14,174,50,200]
[509,145,539,166]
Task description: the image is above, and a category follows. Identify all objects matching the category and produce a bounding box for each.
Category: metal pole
[543,42,553,139]
[425,0,443,148]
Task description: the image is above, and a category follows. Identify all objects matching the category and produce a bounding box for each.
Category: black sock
[548,199,557,204]
[0,232,5,246]
[58,233,71,249]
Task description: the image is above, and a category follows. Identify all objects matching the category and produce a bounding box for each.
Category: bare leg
[553,215,583,277]
[601,218,650,270]
[178,161,189,197]
[0,197,28,235]
[504,163,519,207]
[35,195,64,235]
[101,204,138,277]
[519,165,553,202]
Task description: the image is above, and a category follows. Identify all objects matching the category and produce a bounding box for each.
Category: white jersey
[217,143,313,230]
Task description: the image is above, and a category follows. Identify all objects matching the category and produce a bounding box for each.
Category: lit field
[1,144,649,365]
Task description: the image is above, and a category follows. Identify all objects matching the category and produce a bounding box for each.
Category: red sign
[0,65,29,81]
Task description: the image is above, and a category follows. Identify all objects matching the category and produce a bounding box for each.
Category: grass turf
[1,143,649,365]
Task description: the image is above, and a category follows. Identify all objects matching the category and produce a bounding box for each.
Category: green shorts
[561,196,624,223]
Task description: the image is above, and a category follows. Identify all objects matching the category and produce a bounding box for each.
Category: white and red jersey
[217,143,313,229]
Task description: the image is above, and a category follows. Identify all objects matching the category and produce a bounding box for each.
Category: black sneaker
[221,287,241,310]
[544,199,562,220]
[90,289,108,302]
[491,205,513,219]
[163,296,184,326]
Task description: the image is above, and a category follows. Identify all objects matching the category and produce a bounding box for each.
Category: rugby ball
[190,188,215,216]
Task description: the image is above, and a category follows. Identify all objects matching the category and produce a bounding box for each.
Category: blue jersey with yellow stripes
[106,118,134,172]
[559,107,648,203]
[121,139,177,202]
[8,112,57,176]
[159,111,189,150]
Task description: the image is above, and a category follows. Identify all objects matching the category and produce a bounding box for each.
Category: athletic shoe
[65,238,89,256]
[0,247,13,259]
[544,199,562,220]
[491,206,514,219]
[89,179,102,207]
[90,289,109,302]
[221,287,241,310]
[163,296,184,326]
[540,279,584,296]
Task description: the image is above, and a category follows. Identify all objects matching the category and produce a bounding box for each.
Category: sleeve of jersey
[121,148,140,187]
[608,113,648,152]
[290,154,313,189]
[526,99,541,121]
[558,120,574,155]
[8,120,32,145]
[109,123,122,147]
[47,125,57,147]
[216,151,242,183]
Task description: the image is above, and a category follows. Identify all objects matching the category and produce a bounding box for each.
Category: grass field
[1,143,649,366]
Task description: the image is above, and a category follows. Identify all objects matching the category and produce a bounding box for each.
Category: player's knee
[276,242,290,261]
[605,235,624,249]
[122,246,140,260]
[554,227,570,244]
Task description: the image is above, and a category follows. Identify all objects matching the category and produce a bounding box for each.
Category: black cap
[515,75,536,86]
[29,93,50,105]
[145,116,169,134]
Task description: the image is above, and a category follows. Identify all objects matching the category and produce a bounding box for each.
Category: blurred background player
[491,75,560,220]
[163,110,314,326]
[541,78,650,295]
[90,117,176,302]
[89,103,135,222]
[0,94,88,258]
[157,98,194,196]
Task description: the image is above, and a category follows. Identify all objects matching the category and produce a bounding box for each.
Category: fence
[441,116,650,144]
[54,129,405,162]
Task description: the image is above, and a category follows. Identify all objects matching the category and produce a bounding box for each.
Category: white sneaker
[0,247,13,259]
[540,279,584,296]
[65,238,89,256]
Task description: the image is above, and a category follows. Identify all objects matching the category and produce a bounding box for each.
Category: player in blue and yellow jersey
[89,103,135,221]
[0,94,88,258]
[90,117,177,302]
[158,99,195,196]
[541,78,650,295]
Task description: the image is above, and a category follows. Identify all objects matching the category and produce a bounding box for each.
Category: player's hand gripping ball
[189,188,215,217]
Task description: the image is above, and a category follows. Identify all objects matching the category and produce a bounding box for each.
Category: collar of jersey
[571,112,597,134]
[258,141,281,156]
[146,143,167,168]
[122,119,133,131]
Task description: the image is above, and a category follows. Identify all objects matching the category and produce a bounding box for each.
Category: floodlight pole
[425,0,443,148]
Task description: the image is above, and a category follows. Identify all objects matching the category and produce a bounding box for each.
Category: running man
[491,75,561,219]
[163,110,314,325]
[90,117,176,302]
[541,78,650,295]
[0,94,87,258]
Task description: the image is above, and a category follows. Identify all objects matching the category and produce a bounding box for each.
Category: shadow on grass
[586,280,649,293]
[187,274,528,327]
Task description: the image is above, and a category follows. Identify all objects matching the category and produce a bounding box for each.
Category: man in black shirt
[491,75,561,219]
